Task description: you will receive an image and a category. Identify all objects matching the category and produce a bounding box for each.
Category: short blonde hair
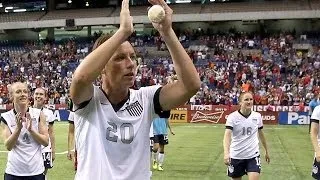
[8,82,28,101]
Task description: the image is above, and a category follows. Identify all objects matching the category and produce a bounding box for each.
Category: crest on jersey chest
[252,118,258,123]
[125,101,143,116]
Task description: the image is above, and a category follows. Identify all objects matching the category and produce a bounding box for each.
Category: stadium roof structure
[0,0,319,29]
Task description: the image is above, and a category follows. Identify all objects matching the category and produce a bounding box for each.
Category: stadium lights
[0,3,3,8]
[13,9,27,12]
[4,7,14,13]
[68,0,72,3]
[210,0,229,1]
[166,0,191,4]
[176,0,191,3]
[85,1,89,6]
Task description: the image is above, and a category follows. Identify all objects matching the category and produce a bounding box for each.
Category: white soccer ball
[148,5,165,23]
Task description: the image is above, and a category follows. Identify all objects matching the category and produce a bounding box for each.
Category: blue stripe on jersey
[153,117,168,135]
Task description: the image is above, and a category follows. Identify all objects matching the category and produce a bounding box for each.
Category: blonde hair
[8,82,28,101]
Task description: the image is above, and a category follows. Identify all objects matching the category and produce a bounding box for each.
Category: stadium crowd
[0,29,319,107]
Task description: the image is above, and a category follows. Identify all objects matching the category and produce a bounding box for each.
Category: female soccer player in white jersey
[310,105,320,179]
[69,0,200,179]
[33,87,56,177]
[223,91,270,180]
[1,82,49,180]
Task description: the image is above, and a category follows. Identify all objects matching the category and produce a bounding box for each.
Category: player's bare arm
[29,111,49,147]
[70,0,133,105]
[3,113,23,151]
[311,120,320,161]
[166,118,175,135]
[223,129,232,165]
[48,123,56,161]
[258,129,270,163]
[148,0,200,111]
[67,123,75,160]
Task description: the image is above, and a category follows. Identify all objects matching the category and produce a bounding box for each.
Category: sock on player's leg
[152,150,158,162]
[152,150,158,169]
[158,152,165,166]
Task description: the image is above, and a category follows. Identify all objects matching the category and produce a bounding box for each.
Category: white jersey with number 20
[74,85,160,180]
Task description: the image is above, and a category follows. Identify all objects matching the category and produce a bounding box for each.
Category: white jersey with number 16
[226,110,263,159]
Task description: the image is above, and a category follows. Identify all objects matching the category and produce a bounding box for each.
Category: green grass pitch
[0,122,314,180]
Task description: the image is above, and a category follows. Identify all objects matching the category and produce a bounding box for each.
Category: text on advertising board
[169,110,188,123]
[190,111,224,123]
[279,112,309,125]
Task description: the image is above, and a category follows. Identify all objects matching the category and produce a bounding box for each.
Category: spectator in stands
[0,25,319,110]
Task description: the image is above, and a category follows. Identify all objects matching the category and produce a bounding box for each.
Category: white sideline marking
[180,125,295,130]
[0,150,68,154]
[56,151,68,155]
[54,122,70,125]
[181,125,218,128]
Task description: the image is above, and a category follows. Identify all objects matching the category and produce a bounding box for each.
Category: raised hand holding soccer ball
[148,5,165,23]
[148,0,173,35]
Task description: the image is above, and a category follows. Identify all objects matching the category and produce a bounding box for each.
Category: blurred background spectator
[0,29,319,108]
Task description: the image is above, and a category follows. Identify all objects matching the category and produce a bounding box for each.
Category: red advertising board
[188,105,238,124]
[187,105,279,124]
[186,105,308,112]
[0,104,307,112]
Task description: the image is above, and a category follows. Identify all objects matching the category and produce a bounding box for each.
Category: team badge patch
[126,101,143,116]
[234,118,241,125]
